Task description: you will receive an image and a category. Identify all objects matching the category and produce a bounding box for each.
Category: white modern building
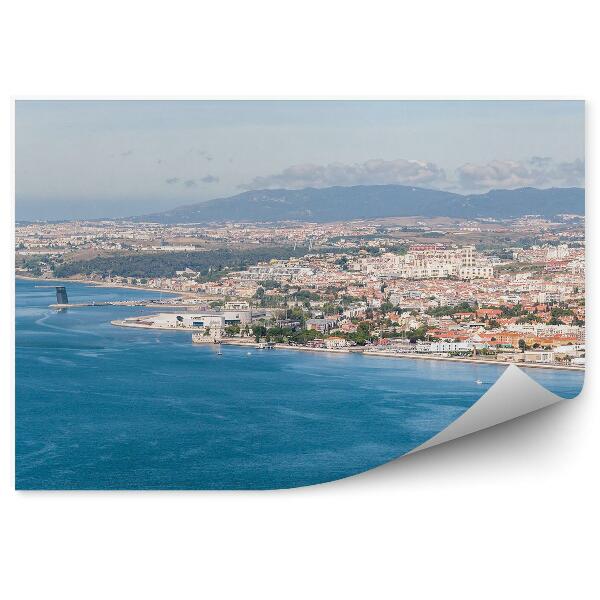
[393,245,494,280]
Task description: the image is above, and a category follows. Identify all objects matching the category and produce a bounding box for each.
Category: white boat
[475,379,483,385]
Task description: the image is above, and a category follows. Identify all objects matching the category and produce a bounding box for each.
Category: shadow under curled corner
[330,364,584,489]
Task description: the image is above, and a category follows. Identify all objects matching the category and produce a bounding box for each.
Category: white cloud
[240,158,447,190]
[456,158,584,191]
[239,156,583,194]
[165,175,219,187]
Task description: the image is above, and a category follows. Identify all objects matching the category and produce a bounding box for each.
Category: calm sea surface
[15,279,584,489]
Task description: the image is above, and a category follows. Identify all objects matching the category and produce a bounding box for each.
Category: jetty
[50,300,161,309]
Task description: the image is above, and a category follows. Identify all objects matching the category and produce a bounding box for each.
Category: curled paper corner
[408,365,566,455]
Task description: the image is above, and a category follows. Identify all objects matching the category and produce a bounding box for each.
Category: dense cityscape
[16,212,585,368]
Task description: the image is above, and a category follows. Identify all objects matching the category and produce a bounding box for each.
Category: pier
[50,300,159,309]
[49,299,206,309]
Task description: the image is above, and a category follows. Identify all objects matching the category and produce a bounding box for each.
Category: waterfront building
[221,308,253,325]
[325,337,351,349]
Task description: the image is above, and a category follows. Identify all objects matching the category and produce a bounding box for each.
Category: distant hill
[132,185,584,224]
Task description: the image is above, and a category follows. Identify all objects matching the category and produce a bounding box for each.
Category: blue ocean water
[15,279,584,489]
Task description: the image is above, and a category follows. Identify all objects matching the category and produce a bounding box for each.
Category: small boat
[247,351,252,356]
[217,349,222,356]
[475,379,483,385]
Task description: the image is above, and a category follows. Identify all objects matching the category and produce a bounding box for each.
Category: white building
[428,341,475,353]
[325,337,351,349]
[240,262,314,282]
[393,245,494,280]
[149,312,226,329]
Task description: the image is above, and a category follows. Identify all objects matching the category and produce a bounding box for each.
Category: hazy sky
[15,100,585,220]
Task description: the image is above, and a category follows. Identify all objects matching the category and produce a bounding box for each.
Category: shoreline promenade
[110,318,584,372]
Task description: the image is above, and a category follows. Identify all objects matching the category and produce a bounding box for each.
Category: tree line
[53,247,308,279]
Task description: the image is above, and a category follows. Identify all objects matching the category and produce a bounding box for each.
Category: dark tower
[55,286,68,305]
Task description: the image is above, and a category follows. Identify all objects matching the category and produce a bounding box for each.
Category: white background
[1,1,597,598]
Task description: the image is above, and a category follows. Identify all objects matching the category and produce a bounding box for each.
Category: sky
[15,100,585,221]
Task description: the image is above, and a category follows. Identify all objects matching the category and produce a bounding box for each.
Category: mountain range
[132,185,585,224]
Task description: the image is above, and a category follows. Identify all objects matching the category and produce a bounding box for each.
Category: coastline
[25,276,583,374]
[110,321,584,371]
[361,349,584,371]
[272,343,585,371]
